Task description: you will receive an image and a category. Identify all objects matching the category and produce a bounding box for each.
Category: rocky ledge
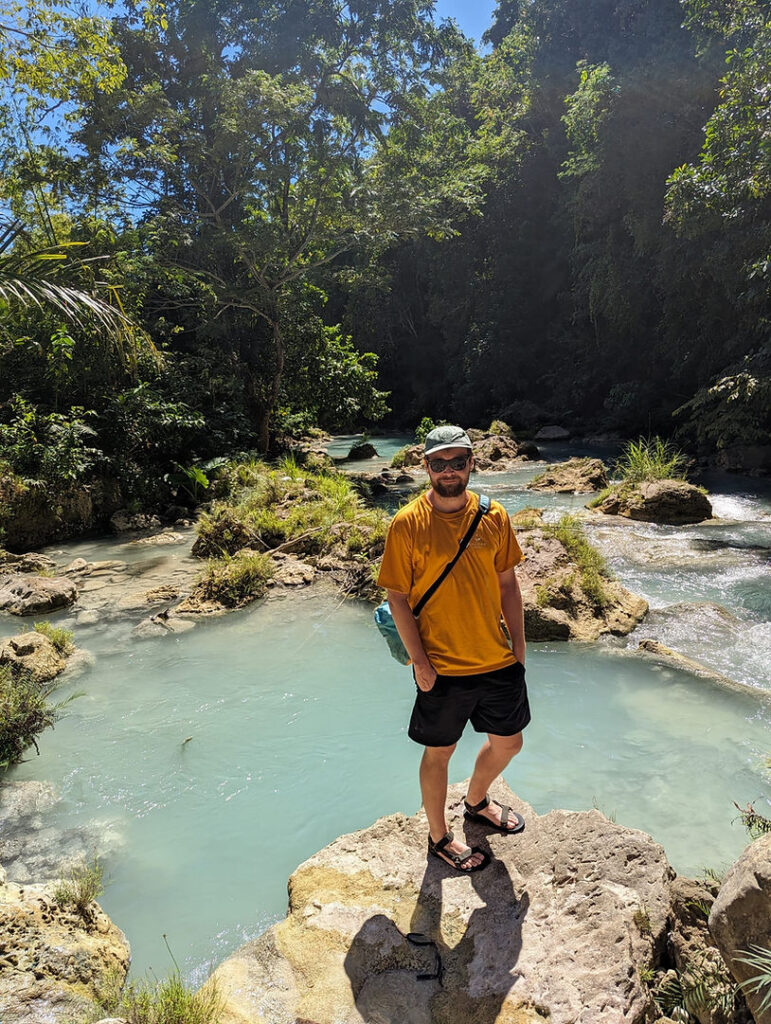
[0,865,130,1024]
[590,480,713,525]
[208,779,759,1024]
[527,457,609,493]
[393,434,541,472]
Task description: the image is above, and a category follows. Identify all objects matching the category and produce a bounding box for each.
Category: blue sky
[434,0,497,45]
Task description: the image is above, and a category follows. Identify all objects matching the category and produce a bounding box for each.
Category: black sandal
[463,794,525,834]
[427,831,490,872]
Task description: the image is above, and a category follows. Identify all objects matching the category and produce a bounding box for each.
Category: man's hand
[413,660,438,692]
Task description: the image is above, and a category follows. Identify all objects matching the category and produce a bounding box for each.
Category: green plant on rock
[733,800,771,838]
[0,665,79,769]
[633,903,651,936]
[53,856,104,921]
[736,944,771,1016]
[545,515,612,609]
[33,621,74,655]
[196,552,274,608]
[614,436,689,484]
[390,446,408,469]
[117,969,224,1024]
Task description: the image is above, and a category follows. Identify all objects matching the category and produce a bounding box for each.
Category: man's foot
[428,831,489,872]
[464,794,525,834]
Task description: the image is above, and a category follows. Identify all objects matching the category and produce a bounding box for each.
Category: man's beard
[433,477,468,498]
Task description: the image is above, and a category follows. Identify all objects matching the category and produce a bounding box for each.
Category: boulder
[514,514,648,641]
[0,877,130,1024]
[527,458,609,493]
[0,477,122,551]
[210,779,673,1024]
[473,434,540,470]
[0,574,77,616]
[709,834,771,1024]
[0,632,66,682]
[392,444,425,469]
[535,425,571,440]
[347,442,378,460]
[592,481,713,525]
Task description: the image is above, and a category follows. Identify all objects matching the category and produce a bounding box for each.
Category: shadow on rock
[344,835,529,1024]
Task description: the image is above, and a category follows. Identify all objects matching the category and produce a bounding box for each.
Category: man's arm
[386,589,437,692]
[498,567,526,665]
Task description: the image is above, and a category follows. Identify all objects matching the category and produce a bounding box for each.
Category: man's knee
[490,732,523,757]
[422,743,456,765]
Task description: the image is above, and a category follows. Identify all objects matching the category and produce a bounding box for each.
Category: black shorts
[408,661,531,747]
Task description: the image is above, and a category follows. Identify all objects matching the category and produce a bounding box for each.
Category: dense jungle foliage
[0,0,768,528]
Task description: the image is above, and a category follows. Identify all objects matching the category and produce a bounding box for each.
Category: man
[377,425,530,872]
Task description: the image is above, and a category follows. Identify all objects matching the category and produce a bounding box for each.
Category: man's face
[424,446,474,498]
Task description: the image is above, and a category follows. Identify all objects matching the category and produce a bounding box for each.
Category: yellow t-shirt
[377,490,523,675]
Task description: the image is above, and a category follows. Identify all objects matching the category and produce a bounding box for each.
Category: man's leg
[466,732,524,829]
[420,744,485,868]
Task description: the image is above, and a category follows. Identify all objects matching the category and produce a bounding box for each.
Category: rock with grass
[0,631,68,683]
[347,441,378,459]
[0,574,78,616]
[0,874,130,1024]
[591,479,713,525]
[210,778,673,1024]
[513,511,648,640]
[709,834,771,1024]
[527,457,609,493]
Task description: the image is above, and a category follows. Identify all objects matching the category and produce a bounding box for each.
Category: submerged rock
[592,480,713,525]
[527,457,608,493]
[709,834,771,1024]
[535,425,571,440]
[0,875,130,1024]
[0,574,78,616]
[0,550,58,574]
[210,779,673,1024]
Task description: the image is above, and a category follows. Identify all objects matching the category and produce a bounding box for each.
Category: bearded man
[377,425,530,872]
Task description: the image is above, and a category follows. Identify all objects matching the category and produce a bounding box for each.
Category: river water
[2,438,770,983]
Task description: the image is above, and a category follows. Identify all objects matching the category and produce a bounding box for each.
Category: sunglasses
[426,455,471,473]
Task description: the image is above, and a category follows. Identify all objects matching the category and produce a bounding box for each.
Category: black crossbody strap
[412,494,491,618]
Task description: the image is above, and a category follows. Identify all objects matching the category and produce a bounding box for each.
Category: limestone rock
[392,444,424,469]
[0,574,77,616]
[527,458,609,493]
[0,878,130,1024]
[0,476,122,550]
[129,531,186,546]
[268,552,315,586]
[667,877,736,1024]
[347,442,378,459]
[0,550,58,574]
[535,425,571,440]
[592,481,713,525]
[0,632,66,682]
[473,434,541,470]
[514,516,648,641]
[109,509,161,533]
[211,780,672,1024]
[709,834,771,1024]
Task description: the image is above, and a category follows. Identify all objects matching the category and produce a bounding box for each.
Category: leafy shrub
[615,436,689,484]
[736,945,771,1016]
[0,665,75,769]
[53,857,104,920]
[0,395,101,483]
[415,417,437,444]
[33,621,74,655]
[194,506,256,557]
[196,552,274,607]
[675,349,771,449]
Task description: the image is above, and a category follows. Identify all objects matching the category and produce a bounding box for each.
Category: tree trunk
[250,313,284,454]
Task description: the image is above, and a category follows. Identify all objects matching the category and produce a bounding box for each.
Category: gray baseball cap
[423,425,473,456]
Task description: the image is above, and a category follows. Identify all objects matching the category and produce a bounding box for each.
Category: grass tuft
[544,514,613,609]
[0,664,79,769]
[53,857,104,921]
[615,436,689,484]
[196,552,274,608]
[736,944,771,1015]
[33,621,74,655]
[117,971,224,1024]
